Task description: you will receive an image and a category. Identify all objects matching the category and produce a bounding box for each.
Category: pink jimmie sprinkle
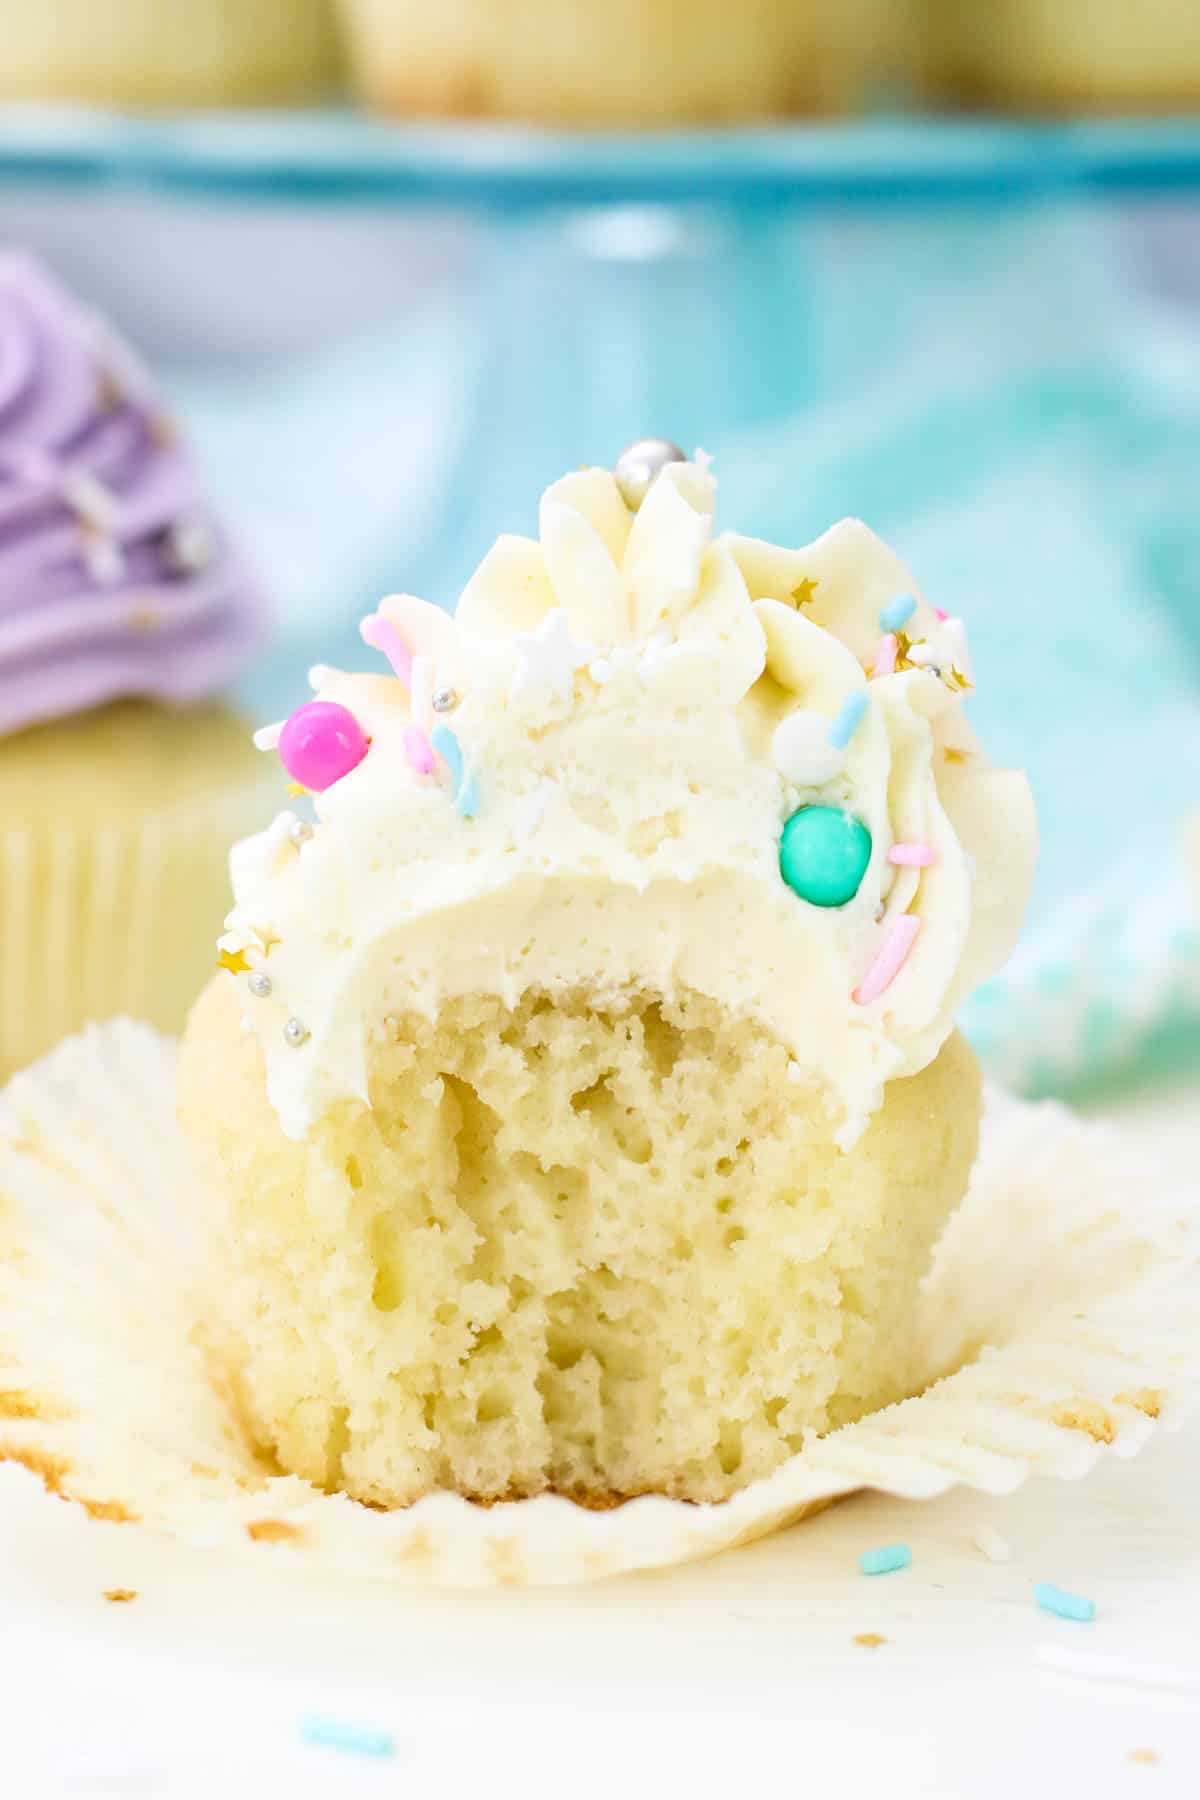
[934,607,949,622]
[872,633,897,677]
[853,914,920,1006]
[361,614,413,689]
[403,724,437,775]
[888,843,936,867]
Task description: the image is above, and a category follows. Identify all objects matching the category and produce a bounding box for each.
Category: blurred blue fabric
[162,193,1200,1100]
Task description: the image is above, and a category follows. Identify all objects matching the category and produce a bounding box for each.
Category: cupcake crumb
[246,1517,302,1543]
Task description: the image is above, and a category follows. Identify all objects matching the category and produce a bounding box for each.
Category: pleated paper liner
[0,1021,1195,1589]
[0,765,275,1080]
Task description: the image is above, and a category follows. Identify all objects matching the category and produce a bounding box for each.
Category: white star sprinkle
[510,608,593,706]
[908,617,973,685]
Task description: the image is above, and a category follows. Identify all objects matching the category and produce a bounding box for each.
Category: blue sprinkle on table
[299,1714,395,1759]
[1034,1582,1096,1623]
[859,1543,912,1576]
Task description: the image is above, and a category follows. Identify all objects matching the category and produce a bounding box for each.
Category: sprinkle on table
[299,1715,395,1760]
[854,1632,887,1648]
[879,593,917,632]
[827,690,868,751]
[103,1588,138,1603]
[860,1543,912,1577]
[1035,1582,1095,1623]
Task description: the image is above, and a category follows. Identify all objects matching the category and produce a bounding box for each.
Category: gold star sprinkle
[217,948,251,976]
[943,746,971,764]
[891,629,924,671]
[854,1633,887,1649]
[129,604,161,634]
[791,577,819,607]
[947,665,974,693]
[287,781,308,799]
[103,1588,138,1604]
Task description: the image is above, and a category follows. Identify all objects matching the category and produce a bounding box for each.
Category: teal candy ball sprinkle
[779,806,872,907]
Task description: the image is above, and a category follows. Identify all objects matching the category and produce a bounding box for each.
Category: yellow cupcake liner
[0,1020,1195,1588]
[0,778,271,1080]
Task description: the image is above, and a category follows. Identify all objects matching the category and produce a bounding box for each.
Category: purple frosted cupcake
[0,253,275,1076]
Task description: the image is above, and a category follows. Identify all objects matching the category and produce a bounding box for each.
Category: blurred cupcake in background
[919,0,1200,112]
[0,252,274,1077]
[339,0,912,126]
[0,0,342,107]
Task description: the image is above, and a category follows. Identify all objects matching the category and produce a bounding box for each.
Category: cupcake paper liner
[0,1020,1195,1589]
[0,778,271,1079]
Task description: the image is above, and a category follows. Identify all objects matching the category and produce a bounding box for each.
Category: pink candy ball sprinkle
[277,701,368,792]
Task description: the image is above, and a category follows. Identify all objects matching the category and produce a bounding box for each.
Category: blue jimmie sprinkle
[455,770,480,819]
[299,1715,395,1759]
[430,724,478,818]
[827,690,869,751]
[1035,1583,1095,1623]
[879,593,917,632]
[860,1543,912,1577]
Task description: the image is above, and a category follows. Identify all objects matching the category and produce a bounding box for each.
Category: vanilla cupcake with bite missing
[180,442,1035,1509]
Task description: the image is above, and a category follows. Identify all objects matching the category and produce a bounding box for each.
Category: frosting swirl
[223,458,1036,1147]
[0,252,268,735]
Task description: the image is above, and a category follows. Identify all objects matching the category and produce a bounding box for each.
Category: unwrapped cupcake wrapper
[0,780,271,1079]
[0,1021,1195,1588]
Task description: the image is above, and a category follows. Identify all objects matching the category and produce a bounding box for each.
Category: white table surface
[2,1076,1196,1800]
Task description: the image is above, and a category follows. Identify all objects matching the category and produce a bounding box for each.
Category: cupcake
[0,252,274,1077]
[179,442,1036,1510]
[918,0,1200,112]
[339,0,908,126]
[0,0,342,107]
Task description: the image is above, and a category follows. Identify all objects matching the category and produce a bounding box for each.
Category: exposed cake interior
[182,976,979,1507]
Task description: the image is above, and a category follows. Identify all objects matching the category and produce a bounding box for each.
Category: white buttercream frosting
[221,459,1036,1145]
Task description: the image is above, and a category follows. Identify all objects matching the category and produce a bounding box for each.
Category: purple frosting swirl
[0,252,269,735]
